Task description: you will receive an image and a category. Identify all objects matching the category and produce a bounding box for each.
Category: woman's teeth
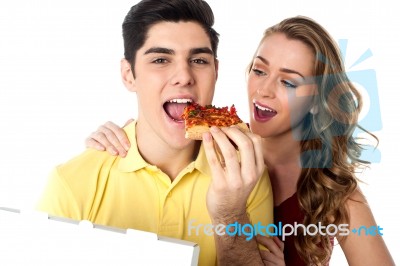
[255,103,276,113]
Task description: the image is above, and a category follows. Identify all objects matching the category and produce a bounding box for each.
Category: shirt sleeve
[36,167,82,220]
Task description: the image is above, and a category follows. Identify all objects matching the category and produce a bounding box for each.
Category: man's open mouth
[163,99,193,122]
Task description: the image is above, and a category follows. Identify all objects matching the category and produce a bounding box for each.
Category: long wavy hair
[250,16,376,265]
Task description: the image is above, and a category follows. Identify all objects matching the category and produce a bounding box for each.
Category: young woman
[85,16,394,265]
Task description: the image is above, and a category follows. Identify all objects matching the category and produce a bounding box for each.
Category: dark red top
[274,193,333,266]
[274,193,306,266]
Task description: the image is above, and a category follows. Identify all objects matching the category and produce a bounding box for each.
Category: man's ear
[214,58,219,81]
[121,59,136,92]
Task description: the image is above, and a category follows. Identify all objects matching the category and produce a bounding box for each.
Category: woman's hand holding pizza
[256,235,286,266]
[202,125,265,221]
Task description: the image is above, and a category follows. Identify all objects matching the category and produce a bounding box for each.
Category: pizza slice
[182,102,249,140]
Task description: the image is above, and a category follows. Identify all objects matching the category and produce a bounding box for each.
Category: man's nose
[170,62,194,86]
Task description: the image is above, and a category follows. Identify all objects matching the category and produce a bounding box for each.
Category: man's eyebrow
[190,47,214,56]
[144,47,175,55]
[143,47,214,56]
[255,55,305,80]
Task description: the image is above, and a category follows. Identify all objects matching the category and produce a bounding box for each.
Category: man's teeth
[255,103,275,112]
[168,99,192,103]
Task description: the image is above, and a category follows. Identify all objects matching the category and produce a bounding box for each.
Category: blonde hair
[249,16,376,265]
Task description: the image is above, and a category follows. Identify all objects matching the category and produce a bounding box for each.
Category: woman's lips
[253,102,277,122]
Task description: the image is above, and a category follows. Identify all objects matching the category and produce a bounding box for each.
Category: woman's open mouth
[254,102,277,122]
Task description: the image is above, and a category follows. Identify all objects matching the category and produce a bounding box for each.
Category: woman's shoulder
[345,187,368,210]
[340,188,395,265]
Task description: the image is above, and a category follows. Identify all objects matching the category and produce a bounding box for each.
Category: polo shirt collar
[118,121,149,172]
[117,121,212,177]
[194,143,212,177]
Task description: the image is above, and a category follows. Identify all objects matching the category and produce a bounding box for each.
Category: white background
[0,0,399,264]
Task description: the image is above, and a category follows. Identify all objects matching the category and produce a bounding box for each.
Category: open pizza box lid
[0,207,199,265]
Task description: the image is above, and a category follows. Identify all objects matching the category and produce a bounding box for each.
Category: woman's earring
[310,105,319,115]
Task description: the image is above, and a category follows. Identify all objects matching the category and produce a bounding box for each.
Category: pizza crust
[185,122,249,140]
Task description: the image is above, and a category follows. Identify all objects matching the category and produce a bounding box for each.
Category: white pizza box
[0,207,199,266]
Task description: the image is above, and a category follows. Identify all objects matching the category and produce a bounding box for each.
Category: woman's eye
[252,68,265,76]
[282,80,297,89]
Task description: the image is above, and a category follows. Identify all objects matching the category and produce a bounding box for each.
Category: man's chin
[167,134,195,150]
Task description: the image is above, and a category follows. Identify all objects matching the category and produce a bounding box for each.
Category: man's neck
[135,121,199,181]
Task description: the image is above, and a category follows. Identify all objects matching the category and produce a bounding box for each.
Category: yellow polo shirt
[37,122,273,266]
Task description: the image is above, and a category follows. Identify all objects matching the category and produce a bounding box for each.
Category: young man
[37,1,273,265]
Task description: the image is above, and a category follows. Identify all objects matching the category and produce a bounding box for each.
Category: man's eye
[191,58,208,64]
[152,58,167,64]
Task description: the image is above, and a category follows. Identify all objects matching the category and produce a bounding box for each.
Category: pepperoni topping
[182,102,243,129]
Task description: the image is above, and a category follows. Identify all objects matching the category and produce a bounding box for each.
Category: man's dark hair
[122,0,219,73]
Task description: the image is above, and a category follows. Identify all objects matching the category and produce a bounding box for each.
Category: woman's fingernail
[98,145,105,151]
[123,142,130,150]
[110,147,118,155]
